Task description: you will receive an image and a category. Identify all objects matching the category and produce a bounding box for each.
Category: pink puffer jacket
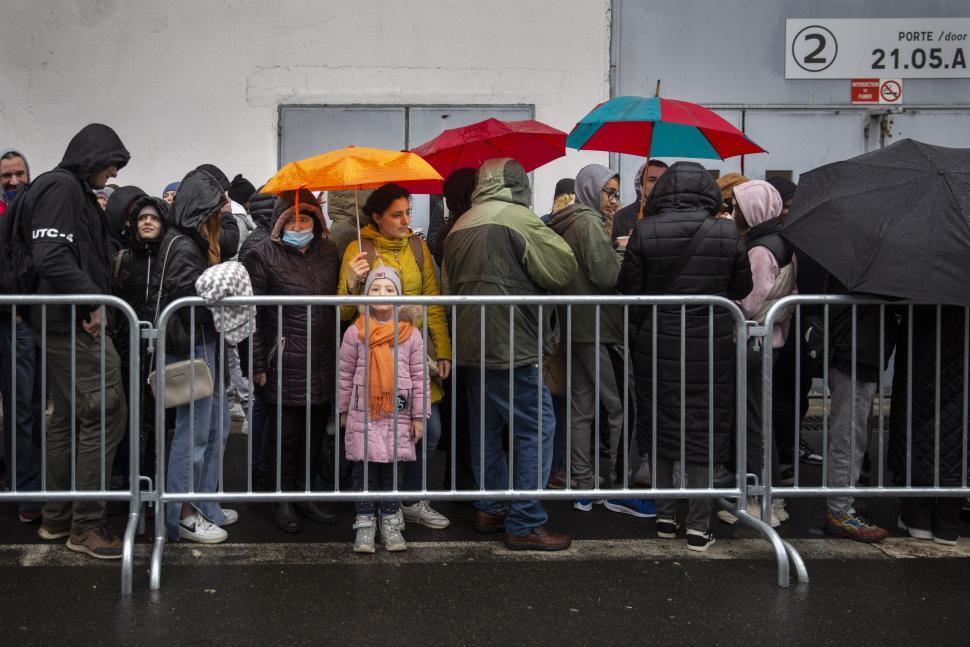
[338,322,428,463]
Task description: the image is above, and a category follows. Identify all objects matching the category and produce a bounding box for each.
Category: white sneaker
[380,510,407,552]
[353,515,376,554]
[717,499,780,528]
[897,516,933,540]
[219,508,239,527]
[401,501,450,529]
[178,513,228,544]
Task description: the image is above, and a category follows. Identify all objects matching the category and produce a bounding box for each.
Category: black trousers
[262,403,330,491]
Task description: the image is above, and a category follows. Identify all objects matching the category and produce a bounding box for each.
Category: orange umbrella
[263,146,444,249]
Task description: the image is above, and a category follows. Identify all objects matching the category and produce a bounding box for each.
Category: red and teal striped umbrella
[567,95,766,159]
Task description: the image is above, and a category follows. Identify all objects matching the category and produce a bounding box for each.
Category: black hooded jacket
[21,124,130,332]
[105,185,147,253]
[113,196,171,322]
[195,164,240,261]
[160,168,226,355]
[237,191,276,265]
[618,161,752,465]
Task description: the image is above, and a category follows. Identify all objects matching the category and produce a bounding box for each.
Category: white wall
[0,0,611,213]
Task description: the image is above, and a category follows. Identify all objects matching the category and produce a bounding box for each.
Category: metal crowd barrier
[759,295,970,525]
[0,295,142,594]
[146,294,804,590]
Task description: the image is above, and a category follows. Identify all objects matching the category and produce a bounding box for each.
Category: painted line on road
[2,537,967,568]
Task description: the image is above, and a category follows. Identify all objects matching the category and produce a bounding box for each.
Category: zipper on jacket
[268,336,286,366]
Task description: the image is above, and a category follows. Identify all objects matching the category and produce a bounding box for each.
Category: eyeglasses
[601,188,621,202]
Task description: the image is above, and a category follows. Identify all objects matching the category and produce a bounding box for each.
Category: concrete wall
[0,0,612,211]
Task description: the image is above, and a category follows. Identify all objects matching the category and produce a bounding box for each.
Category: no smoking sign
[850,78,903,104]
[879,79,902,103]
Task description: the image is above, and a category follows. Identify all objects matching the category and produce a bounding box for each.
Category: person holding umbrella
[244,189,341,533]
[337,182,453,530]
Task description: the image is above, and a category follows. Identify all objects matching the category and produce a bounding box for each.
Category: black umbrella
[782,139,970,305]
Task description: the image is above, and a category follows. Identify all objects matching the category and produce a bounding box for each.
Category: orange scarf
[355,315,414,419]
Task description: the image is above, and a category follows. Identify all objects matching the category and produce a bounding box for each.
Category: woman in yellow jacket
[338,183,452,530]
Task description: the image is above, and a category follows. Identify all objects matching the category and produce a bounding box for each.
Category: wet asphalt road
[3,428,970,645]
[2,559,969,645]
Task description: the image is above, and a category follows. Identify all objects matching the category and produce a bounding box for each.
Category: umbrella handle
[354,188,362,253]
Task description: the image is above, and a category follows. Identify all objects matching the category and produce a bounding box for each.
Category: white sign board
[786,18,970,79]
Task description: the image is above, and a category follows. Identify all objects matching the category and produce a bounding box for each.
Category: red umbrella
[410,118,567,177]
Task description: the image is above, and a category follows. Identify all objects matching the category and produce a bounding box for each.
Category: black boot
[273,502,301,533]
[295,501,340,525]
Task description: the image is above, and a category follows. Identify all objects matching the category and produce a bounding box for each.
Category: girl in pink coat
[338,264,428,553]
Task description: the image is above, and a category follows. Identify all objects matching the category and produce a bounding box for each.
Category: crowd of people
[0,123,965,561]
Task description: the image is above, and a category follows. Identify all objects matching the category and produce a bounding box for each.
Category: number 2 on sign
[872,47,967,70]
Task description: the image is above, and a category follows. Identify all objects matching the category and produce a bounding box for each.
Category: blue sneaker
[573,499,603,512]
[604,499,657,518]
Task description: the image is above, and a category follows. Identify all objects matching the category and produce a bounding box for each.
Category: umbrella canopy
[566,95,765,159]
[410,118,566,176]
[782,139,970,306]
[263,146,443,195]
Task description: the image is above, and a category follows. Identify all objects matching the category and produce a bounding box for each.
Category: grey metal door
[278,106,406,167]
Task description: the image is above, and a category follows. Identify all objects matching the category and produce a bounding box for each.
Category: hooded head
[732,180,783,230]
[0,149,30,202]
[129,195,171,248]
[105,185,147,246]
[644,161,722,218]
[58,124,130,187]
[228,174,256,207]
[327,189,374,228]
[195,164,230,191]
[270,188,327,243]
[575,163,620,215]
[442,168,477,220]
[471,158,531,208]
[172,168,227,232]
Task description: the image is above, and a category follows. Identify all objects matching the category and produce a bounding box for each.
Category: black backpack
[0,183,39,295]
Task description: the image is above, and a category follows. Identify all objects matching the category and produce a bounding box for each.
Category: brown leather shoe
[473,510,507,534]
[503,526,572,551]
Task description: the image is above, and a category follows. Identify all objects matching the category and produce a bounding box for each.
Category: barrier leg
[721,498,793,588]
[782,539,809,584]
[121,489,140,595]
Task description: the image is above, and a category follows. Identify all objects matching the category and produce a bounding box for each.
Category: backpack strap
[112,249,129,288]
[408,235,425,274]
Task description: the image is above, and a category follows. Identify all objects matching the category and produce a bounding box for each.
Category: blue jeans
[0,318,43,511]
[402,403,442,493]
[165,337,230,540]
[466,365,554,535]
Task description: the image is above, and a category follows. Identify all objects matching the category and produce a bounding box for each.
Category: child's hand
[339,412,348,428]
[410,419,424,443]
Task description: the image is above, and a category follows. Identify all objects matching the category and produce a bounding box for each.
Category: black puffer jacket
[618,162,752,465]
[243,197,339,406]
[237,191,276,265]
[890,306,969,486]
[160,168,226,356]
[23,124,130,332]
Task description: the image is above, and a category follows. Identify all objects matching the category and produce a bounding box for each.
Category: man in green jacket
[443,158,577,551]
